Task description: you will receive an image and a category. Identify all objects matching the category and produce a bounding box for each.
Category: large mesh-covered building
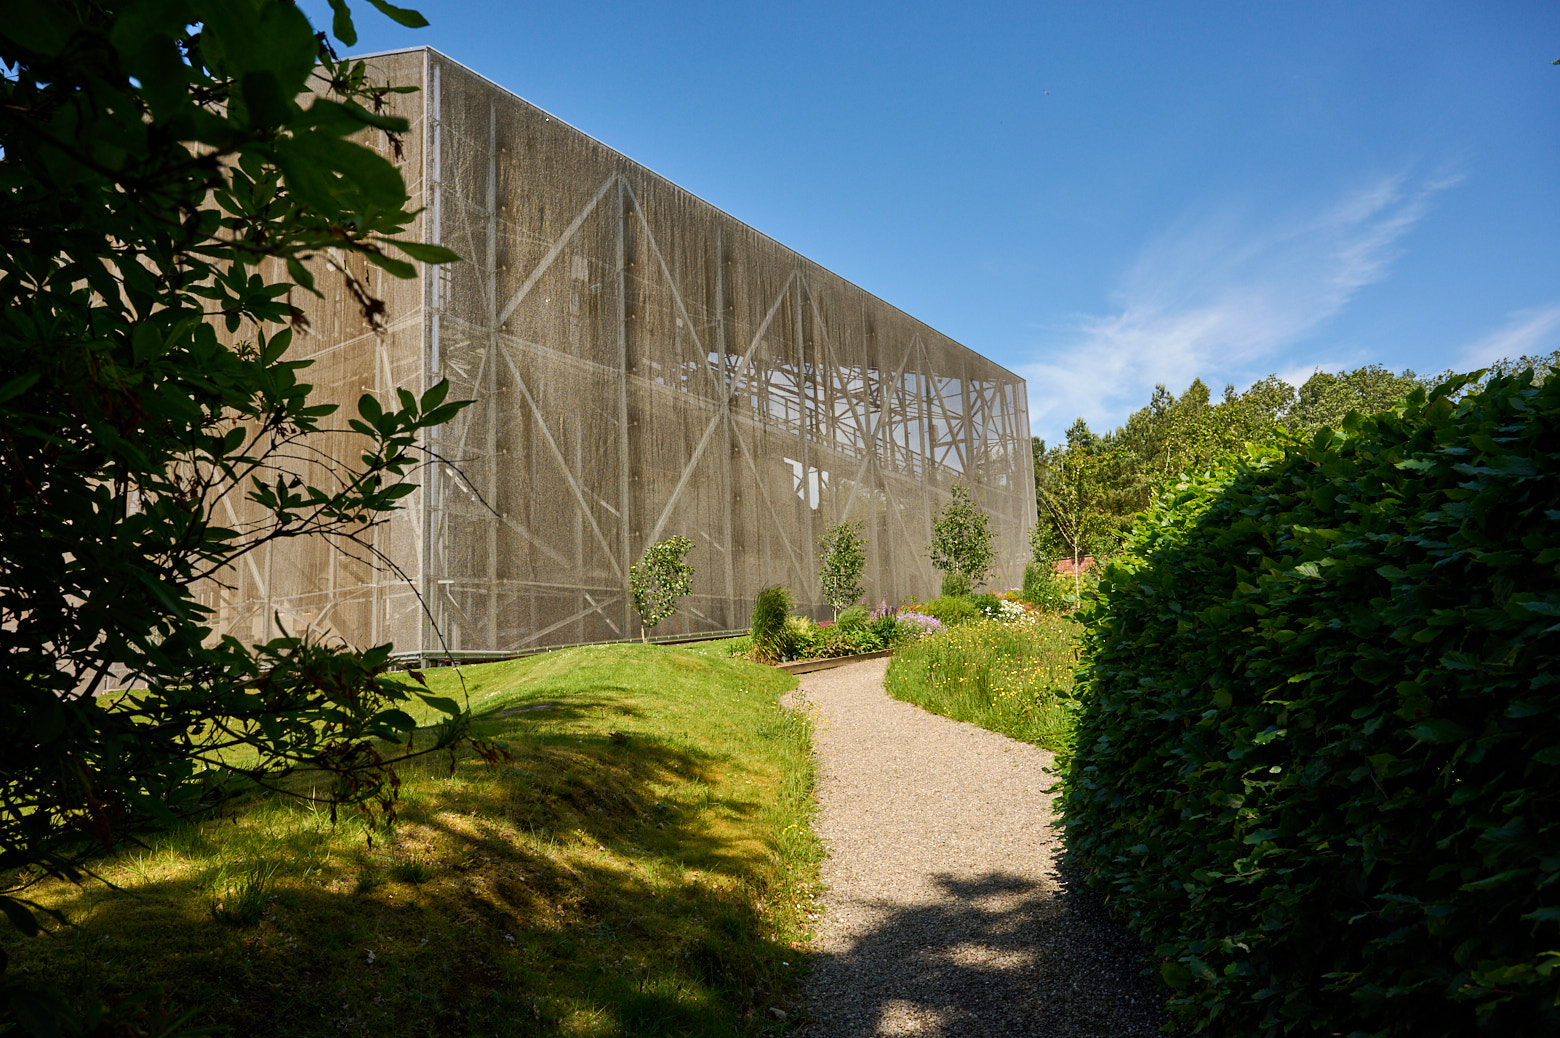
[203,48,1034,661]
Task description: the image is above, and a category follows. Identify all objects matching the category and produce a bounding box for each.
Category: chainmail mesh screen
[200,48,1036,661]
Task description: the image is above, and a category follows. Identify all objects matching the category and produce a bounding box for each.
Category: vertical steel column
[574,391,585,630]
[918,339,936,568]
[871,312,893,599]
[794,276,815,602]
[714,231,737,619]
[484,102,499,649]
[419,51,443,663]
[616,176,633,634]
[960,353,975,483]
[862,312,886,600]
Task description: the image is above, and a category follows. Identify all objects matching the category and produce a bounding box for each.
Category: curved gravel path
[789,658,1178,1038]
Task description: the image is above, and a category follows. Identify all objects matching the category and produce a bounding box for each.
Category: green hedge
[1061,373,1560,1036]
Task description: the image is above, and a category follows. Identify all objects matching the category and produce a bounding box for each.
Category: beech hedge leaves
[1061,372,1560,1036]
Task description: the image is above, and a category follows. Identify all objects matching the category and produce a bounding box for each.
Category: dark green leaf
[388,239,461,264]
[374,709,417,732]
[364,249,417,279]
[327,0,358,45]
[415,693,463,717]
[365,0,431,28]
[0,372,40,404]
[1407,718,1469,744]
[6,4,74,55]
[240,70,292,129]
[1460,869,1530,892]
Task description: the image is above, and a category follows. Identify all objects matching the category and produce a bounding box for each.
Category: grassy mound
[2,644,819,1036]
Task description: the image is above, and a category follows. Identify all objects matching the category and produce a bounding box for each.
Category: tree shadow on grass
[801,861,1183,1038]
[1,722,799,1038]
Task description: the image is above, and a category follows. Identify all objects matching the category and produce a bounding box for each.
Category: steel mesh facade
[201,48,1034,660]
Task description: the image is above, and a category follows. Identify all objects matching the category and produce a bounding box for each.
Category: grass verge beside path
[3,644,820,1037]
[884,616,1082,752]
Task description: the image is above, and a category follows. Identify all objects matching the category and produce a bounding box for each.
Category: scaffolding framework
[200,48,1035,660]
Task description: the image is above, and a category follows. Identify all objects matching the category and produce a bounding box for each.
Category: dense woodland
[1031,352,1560,566]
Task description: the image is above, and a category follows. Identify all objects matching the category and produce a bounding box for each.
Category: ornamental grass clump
[749,585,793,663]
[835,605,870,634]
[1062,371,1560,1037]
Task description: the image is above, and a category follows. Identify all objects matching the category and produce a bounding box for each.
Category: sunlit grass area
[884,615,1081,752]
[2,645,821,1036]
[686,634,753,658]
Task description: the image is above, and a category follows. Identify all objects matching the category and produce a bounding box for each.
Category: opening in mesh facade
[202,48,1035,661]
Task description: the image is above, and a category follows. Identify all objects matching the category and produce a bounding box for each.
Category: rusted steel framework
[201,49,1034,660]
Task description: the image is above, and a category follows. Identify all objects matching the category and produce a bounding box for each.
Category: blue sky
[304,1,1559,446]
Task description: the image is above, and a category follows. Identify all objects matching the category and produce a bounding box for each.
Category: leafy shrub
[918,595,980,627]
[815,625,858,658]
[969,592,1001,619]
[782,617,819,660]
[1021,561,1073,612]
[856,628,888,652]
[868,603,900,646]
[1062,373,1560,1037]
[886,617,1079,751]
[836,605,871,634]
[749,585,793,663]
[814,606,885,655]
[747,600,891,663]
[939,570,972,598]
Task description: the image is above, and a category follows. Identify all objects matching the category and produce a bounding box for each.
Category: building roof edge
[339,46,1026,387]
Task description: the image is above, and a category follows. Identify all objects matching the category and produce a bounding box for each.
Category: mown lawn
[2,644,820,1037]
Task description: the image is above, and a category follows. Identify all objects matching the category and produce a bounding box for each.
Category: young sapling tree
[817,520,868,618]
[629,535,696,642]
[927,483,996,594]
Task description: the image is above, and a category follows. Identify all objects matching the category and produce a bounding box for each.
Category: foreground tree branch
[0,0,488,951]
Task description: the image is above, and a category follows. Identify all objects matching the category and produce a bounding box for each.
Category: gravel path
[788,658,1178,1038]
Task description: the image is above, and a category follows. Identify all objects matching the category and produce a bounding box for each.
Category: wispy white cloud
[1022,170,1461,444]
[1455,304,1560,371]
[1273,361,1336,391]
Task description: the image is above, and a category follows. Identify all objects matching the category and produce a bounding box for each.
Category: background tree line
[1031,352,1560,564]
